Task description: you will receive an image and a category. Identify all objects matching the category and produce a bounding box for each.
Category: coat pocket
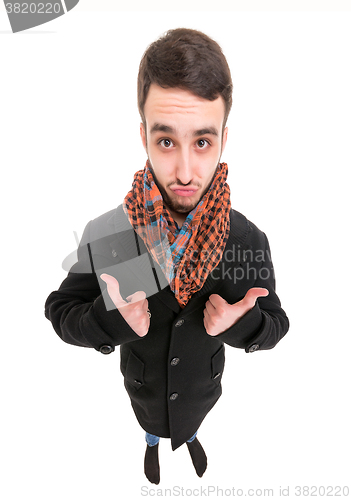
[211,344,225,386]
[125,350,145,390]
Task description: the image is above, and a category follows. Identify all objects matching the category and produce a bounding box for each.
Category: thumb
[208,293,229,307]
[125,290,147,304]
[100,273,126,307]
[242,287,269,308]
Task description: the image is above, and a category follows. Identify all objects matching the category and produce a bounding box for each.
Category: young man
[45,28,289,484]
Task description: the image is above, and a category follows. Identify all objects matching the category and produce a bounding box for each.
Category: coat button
[175,319,184,327]
[248,344,260,353]
[170,357,180,366]
[111,249,117,258]
[169,392,179,400]
[100,345,113,354]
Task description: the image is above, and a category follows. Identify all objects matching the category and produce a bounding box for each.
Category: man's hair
[137,28,233,136]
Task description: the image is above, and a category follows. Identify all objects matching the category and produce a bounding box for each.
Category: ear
[140,122,147,151]
[222,126,228,152]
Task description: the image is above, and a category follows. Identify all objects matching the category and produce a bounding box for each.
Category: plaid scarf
[122,160,231,308]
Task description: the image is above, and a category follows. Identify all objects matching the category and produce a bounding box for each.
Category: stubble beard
[147,159,220,215]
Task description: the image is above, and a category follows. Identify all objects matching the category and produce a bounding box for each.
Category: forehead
[144,83,225,131]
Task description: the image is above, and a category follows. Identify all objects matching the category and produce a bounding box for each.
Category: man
[45,28,289,484]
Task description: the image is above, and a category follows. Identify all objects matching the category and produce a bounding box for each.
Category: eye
[158,138,173,148]
[197,139,210,149]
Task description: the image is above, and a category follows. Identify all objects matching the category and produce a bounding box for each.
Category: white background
[1,1,350,498]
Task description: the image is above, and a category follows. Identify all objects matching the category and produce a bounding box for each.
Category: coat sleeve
[44,220,144,353]
[214,231,289,353]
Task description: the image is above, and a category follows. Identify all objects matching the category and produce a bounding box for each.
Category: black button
[248,344,259,353]
[171,357,180,366]
[175,319,184,327]
[169,392,179,400]
[134,379,142,385]
[100,345,113,355]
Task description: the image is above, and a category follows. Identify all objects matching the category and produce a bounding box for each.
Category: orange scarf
[123,160,231,308]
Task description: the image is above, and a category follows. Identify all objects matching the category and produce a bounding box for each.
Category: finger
[100,273,126,307]
[129,296,149,311]
[125,290,147,304]
[247,287,269,299]
[203,310,215,336]
[203,309,209,328]
[208,293,228,309]
[100,273,118,286]
[205,299,216,316]
[243,287,269,307]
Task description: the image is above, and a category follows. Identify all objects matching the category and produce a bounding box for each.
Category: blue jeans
[146,431,197,447]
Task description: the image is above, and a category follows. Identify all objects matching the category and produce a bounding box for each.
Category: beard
[147,159,218,215]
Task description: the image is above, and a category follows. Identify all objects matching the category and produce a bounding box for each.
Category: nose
[175,150,193,185]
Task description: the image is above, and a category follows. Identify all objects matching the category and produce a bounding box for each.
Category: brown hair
[137,28,233,137]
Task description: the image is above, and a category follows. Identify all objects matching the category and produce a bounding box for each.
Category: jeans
[145,430,197,447]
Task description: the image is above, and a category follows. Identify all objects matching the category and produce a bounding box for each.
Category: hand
[100,273,150,337]
[203,287,269,336]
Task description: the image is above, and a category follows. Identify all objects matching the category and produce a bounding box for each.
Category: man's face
[140,84,228,219]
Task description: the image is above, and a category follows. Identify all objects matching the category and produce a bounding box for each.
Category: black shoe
[186,437,207,477]
[144,443,160,484]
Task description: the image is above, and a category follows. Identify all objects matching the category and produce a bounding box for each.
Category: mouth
[170,188,199,197]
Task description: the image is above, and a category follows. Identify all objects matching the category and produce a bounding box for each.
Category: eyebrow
[149,123,219,137]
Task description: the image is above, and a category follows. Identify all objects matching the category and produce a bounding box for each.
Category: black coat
[45,205,289,450]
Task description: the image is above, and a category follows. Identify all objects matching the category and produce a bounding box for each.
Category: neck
[168,208,187,228]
